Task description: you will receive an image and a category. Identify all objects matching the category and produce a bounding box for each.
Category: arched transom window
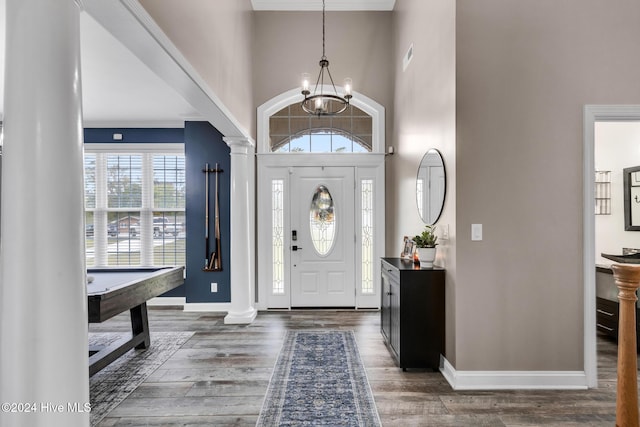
[269,103,372,153]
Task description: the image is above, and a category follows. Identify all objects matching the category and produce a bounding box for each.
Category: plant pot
[417,247,437,268]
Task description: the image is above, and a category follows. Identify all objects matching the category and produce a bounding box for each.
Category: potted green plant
[413,225,438,267]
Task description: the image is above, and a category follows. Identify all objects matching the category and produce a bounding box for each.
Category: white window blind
[84,146,185,267]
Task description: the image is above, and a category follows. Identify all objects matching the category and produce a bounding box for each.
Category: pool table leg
[130,302,151,349]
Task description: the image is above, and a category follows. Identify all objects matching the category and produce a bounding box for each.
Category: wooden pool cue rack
[203,163,223,272]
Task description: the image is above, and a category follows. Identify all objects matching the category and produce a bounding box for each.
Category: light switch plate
[441,224,450,240]
[471,224,482,241]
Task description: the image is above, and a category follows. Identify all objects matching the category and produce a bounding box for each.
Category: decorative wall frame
[624,166,640,231]
[594,170,611,215]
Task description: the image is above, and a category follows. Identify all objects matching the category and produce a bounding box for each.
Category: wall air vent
[403,43,413,72]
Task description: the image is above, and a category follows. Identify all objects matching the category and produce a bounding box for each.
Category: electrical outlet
[211,282,218,293]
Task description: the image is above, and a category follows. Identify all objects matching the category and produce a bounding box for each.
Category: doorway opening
[583,105,640,387]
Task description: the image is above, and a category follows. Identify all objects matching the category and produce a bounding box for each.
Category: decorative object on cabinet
[602,253,640,265]
[400,236,415,260]
[416,148,446,225]
[380,258,445,370]
[413,225,438,268]
[624,166,640,231]
[594,170,611,215]
[417,247,436,268]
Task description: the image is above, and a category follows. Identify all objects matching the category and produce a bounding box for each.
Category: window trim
[85,143,185,267]
[257,86,385,155]
[85,143,183,154]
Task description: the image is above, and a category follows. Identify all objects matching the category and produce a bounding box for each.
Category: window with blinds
[84,149,185,267]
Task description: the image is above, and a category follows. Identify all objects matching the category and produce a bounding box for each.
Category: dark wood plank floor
[91,308,626,426]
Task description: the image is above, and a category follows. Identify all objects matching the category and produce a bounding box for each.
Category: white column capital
[223,136,254,155]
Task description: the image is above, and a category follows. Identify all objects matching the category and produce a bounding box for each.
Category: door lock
[292,230,297,241]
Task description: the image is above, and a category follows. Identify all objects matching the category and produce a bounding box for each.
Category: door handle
[292,245,303,251]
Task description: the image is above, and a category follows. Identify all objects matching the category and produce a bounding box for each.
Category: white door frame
[583,105,640,388]
[257,154,385,309]
[256,88,386,310]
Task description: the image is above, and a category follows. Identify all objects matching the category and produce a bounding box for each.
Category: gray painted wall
[136,0,640,373]
[140,0,255,137]
[391,0,457,363]
[252,10,394,145]
[455,0,640,370]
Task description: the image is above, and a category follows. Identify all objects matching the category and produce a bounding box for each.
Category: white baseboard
[148,297,185,307]
[183,302,232,313]
[147,299,246,314]
[440,356,589,390]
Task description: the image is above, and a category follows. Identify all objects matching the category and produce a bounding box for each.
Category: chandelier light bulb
[344,78,352,96]
[302,73,310,92]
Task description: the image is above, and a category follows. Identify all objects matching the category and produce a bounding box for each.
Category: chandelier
[301,0,352,116]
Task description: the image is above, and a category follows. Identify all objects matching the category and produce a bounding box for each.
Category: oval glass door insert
[309,185,336,256]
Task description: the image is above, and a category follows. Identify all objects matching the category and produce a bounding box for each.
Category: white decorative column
[223,137,257,324]
[0,1,89,426]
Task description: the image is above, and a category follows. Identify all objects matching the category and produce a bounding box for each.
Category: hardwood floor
[91,308,624,426]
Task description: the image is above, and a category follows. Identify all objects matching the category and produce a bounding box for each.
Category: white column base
[224,307,258,324]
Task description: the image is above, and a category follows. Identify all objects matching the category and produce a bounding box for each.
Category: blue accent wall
[82,124,230,302]
[84,128,184,143]
[184,121,231,303]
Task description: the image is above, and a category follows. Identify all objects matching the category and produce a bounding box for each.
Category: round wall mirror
[416,148,446,224]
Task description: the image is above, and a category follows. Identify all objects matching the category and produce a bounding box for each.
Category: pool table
[87,266,184,376]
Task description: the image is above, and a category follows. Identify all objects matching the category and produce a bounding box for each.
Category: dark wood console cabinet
[381,257,445,370]
[596,265,640,348]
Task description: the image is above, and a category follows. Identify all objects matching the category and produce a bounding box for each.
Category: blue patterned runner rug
[257,330,381,426]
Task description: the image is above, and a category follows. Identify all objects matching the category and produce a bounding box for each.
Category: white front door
[290,167,355,307]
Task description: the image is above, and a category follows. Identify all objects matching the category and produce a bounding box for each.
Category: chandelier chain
[299,0,352,116]
[322,0,326,59]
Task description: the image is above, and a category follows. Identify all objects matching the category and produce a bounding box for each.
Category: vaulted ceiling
[0,0,395,127]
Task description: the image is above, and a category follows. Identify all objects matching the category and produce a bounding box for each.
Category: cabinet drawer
[596,298,618,320]
[381,260,400,283]
[596,298,618,334]
[596,322,616,335]
[596,306,617,324]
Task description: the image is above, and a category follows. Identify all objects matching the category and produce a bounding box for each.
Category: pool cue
[204,163,210,268]
[213,163,222,270]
